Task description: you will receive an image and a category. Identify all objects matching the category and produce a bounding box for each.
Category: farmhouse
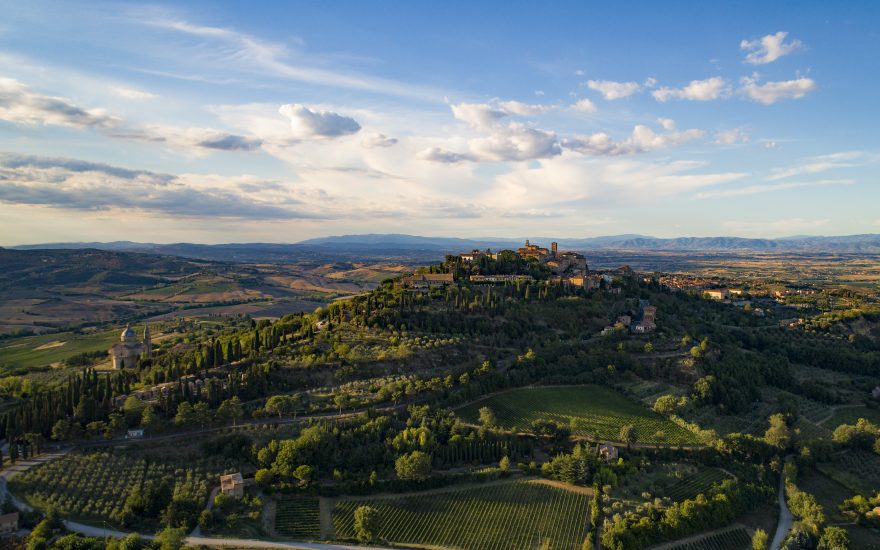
[705,289,730,300]
[220,472,246,497]
[598,444,618,463]
[109,323,152,369]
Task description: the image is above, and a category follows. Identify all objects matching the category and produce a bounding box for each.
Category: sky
[1,0,879,245]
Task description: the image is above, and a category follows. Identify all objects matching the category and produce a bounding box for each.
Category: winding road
[770,466,794,550]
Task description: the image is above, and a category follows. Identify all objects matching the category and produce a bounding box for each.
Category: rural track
[770,457,794,550]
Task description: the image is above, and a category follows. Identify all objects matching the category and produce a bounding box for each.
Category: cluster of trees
[831,418,880,454]
[251,404,536,492]
[600,479,773,550]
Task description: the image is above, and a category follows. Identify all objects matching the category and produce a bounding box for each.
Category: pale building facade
[109,323,151,369]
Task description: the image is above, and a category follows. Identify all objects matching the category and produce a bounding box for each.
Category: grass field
[333,480,591,550]
[457,386,699,445]
[0,328,119,373]
[275,497,320,539]
[665,527,751,550]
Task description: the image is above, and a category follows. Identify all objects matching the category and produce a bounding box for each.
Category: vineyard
[275,497,320,539]
[665,527,751,549]
[457,386,699,445]
[664,468,732,502]
[818,450,880,495]
[9,449,237,526]
[333,480,591,549]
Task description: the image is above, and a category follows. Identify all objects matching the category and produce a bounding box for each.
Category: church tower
[143,323,152,358]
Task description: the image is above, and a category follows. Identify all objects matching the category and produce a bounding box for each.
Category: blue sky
[0,0,878,244]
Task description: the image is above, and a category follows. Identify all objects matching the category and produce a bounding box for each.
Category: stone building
[109,323,151,369]
[220,472,246,497]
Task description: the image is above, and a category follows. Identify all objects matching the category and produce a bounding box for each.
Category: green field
[457,386,699,445]
[0,328,119,373]
[333,480,591,550]
[666,527,751,550]
[275,497,320,539]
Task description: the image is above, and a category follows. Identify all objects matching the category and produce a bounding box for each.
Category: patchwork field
[333,480,591,550]
[457,386,699,445]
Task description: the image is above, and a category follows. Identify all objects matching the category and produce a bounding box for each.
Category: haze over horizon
[1,1,879,245]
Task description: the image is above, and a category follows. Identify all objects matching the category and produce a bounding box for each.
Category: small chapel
[109,323,151,369]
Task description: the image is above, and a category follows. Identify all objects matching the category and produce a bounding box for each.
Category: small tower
[551,242,558,258]
[143,323,152,358]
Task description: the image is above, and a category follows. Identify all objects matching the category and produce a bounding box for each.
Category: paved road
[770,468,794,550]
[63,519,392,549]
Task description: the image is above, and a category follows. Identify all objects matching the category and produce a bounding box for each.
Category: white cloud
[111,87,158,100]
[587,80,641,100]
[562,121,704,156]
[141,14,447,102]
[644,77,657,88]
[652,77,730,102]
[486,155,747,212]
[715,128,749,145]
[117,125,263,152]
[741,31,803,65]
[437,101,563,162]
[768,151,867,180]
[534,90,545,97]
[0,77,120,128]
[450,102,507,130]
[764,141,779,149]
[0,153,316,219]
[469,124,561,162]
[694,179,853,199]
[497,100,555,116]
[658,118,676,131]
[279,103,361,138]
[362,133,398,148]
[570,98,597,112]
[740,75,816,104]
[418,147,476,163]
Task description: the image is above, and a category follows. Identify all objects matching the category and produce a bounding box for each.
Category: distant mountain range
[8,233,880,261]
